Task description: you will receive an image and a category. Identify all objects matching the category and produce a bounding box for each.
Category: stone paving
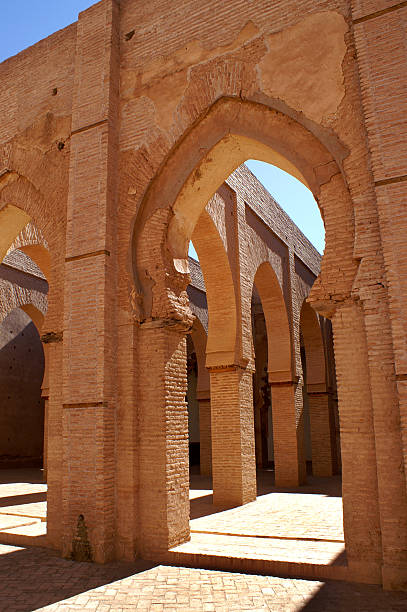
[184,470,345,566]
[0,469,407,610]
[0,469,46,541]
[1,543,407,611]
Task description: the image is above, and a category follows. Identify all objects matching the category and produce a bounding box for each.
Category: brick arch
[190,316,209,395]
[300,300,326,387]
[0,219,49,332]
[192,209,237,367]
[0,268,48,331]
[0,174,65,331]
[253,261,292,379]
[19,303,45,333]
[0,176,59,256]
[8,222,50,280]
[134,97,356,326]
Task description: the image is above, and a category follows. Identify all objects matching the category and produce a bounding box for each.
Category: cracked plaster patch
[259,12,348,124]
[121,21,260,134]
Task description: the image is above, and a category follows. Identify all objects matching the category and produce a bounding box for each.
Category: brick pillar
[197,393,211,476]
[45,338,64,550]
[332,302,382,584]
[209,365,256,508]
[270,375,306,487]
[115,318,138,560]
[136,321,190,557]
[307,385,336,477]
[42,399,48,481]
[61,0,119,563]
[41,342,50,482]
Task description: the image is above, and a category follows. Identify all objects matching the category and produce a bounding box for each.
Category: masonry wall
[0,250,47,465]
[0,308,44,465]
[0,0,406,589]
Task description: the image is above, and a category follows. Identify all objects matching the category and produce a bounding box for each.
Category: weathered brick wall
[0,308,44,465]
[0,248,48,465]
[0,0,406,589]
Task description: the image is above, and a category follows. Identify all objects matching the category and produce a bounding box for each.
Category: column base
[347,559,382,585]
[382,564,407,591]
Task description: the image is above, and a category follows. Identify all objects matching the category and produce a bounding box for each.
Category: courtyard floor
[0,469,407,610]
[184,468,345,567]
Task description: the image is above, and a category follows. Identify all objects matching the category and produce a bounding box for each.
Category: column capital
[268,371,299,386]
[138,316,194,334]
[307,382,327,395]
[207,361,255,374]
[196,390,210,401]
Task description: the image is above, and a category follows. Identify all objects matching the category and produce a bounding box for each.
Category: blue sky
[190,161,325,259]
[1,2,325,255]
[245,161,325,254]
[0,2,96,63]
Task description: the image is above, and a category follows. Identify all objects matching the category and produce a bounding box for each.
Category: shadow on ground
[1,544,407,612]
[0,545,156,612]
[0,492,46,508]
[300,579,407,611]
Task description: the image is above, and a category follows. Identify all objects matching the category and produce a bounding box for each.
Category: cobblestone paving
[1,544,407,612]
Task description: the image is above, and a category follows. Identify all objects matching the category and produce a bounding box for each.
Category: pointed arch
[20,303,45,333]
[192,209,237,367]
[253,261,292,379]
[190,316,209,394]
[300,300,326,388]
[134,97,356,328]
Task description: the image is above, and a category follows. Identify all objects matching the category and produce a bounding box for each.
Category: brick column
[307,384,336,477]
[44,338,64,550]
[352,8,407,589]
[332,301,382,584]
[40,341,50,482]
[270,374,306,487]
[209,365,256,508]
[197,393,211,476]
[136,321,190,557]
[61,1,119,563]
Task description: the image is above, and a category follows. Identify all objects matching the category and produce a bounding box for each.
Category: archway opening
[300,300,341,478]
[251,284,273,472]
[0,307,45,469]
[179,164,345,565]
[135,99,351,563]
[0,220,50,542]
